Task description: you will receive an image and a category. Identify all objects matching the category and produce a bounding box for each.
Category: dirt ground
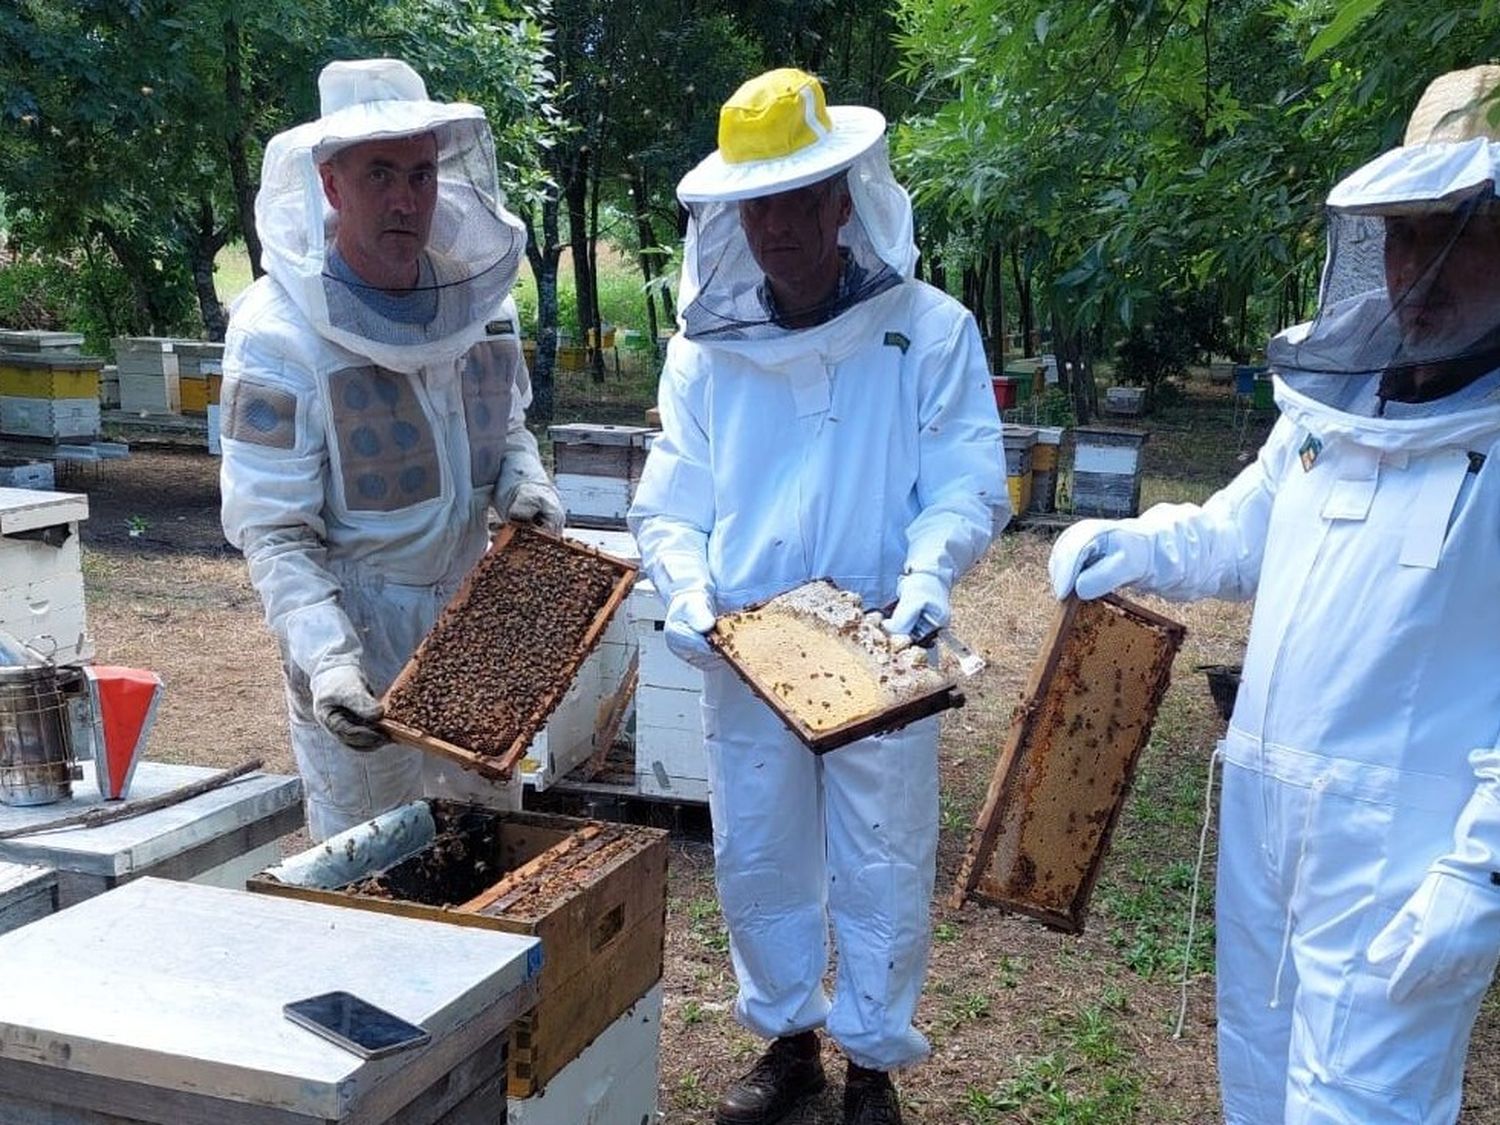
[67,424,1500,1123]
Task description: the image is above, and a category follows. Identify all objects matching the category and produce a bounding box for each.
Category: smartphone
[283,991,431,1060]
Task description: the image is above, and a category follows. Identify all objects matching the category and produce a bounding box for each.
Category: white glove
[1367,871,1500,1003]
[664,589,719,670]
[311,665,386,750]
[1048,519,1153,600]
[884,572,950,639]
[508,481,566,534]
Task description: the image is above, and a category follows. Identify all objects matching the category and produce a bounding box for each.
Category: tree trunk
[988,242,1005,368]
[628,166,661,357]
[93,221,163,334]
[222,14,262,280]
[186,198,229,340]
[586,137,606,384]
[1052,311,1096,425]
[564,148,595,340]
[522,188,564,425]
[1010,243,1035,356]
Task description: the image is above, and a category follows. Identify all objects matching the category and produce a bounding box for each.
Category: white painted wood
[188,839,282,893]
[1073,443,1141,475]
[0,877,541,1121]
[0,760,302,880]
[0,860,58,935]
[0,487,89,534]
[555,474,632,521]
[560,526,639,564]
[507,983,660,1125]
[520,650,603,791]
[0,525,81,587]
[0,396,101,440]
[637,683,700,735]
[635,764,710,803]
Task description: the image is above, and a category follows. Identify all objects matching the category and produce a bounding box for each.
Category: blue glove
[664,589,718,670]
[884,572,950,638]
[1048,520,1154,601]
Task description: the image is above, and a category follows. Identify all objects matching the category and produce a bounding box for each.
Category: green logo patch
[883,331,911,354]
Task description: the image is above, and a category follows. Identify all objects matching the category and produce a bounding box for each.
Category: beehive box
[0,330,83,353]
[0,487,90,664]
[0,861,58,937]
[248,800,668,1098]
[380,523,637,780]
[952,594,1184,932]
[1071,426,1149,519]
[113,336,181,414]
[175,341,225,416]
[710,580,962,754]
[548,423,655,529]
[628,577,709,802]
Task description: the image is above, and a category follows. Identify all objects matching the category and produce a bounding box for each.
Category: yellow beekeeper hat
[677,68,886,203]
[1404,64,1500,146]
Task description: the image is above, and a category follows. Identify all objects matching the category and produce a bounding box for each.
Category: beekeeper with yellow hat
[630,68,1007,1125]
[1051,65,1500,1123]
[221,58,563,841]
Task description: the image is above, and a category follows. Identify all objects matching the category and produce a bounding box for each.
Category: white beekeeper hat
[310,58,482,162]
[677,68,887,202]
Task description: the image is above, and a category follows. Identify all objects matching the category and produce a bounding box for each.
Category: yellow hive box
[0,353,103,401]
[178,371,222,415]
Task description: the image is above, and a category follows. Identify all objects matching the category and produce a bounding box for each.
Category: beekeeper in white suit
[1050,66,1500,1124]
[221,58,563,842]
[629,68,1006,1125]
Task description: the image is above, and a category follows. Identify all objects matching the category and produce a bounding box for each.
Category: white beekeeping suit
[629,68,1006,1124]
[1050,66,1500,1124]
[221,59,562,841]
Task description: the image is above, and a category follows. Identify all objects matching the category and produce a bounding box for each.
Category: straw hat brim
[677,105,886,203]
[1327,137,1499,215]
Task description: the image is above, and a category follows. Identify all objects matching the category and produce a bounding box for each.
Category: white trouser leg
[823,715,939,1071]
[1216,760,1295,1124]
[1220,759,1489,1124]
[702,666,832,1039]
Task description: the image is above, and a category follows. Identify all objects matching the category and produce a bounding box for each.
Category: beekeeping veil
[254,58,526,373]
[675,69,917,341]
[1269,65,1500,403]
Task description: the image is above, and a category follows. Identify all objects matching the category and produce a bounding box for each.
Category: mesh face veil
[678,142,915,341]
[1268,83,1500,404]
[254,60,526,373]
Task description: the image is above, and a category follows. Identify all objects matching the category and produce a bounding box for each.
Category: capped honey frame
[379,522,638,780]
[952,594,1185,933]
[708,583,965,754]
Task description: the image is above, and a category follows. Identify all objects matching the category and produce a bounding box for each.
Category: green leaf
[1306,0,1388,62]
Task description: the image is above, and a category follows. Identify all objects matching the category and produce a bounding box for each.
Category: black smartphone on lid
[283,990,431,1060]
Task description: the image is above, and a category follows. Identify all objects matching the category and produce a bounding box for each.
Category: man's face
[319,133,439,291]
[1383,208,1500,349]
[738,176,853,318]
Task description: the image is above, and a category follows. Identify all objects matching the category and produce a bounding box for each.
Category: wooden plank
[581,653,637,780]
[379,525,638,781]
[0,486,88,534]
[456,825,604,914]
[951,594,1184,933]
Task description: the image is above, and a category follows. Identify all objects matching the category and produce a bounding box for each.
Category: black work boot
[715,1030,826,1125]
[843,1063,903,1125]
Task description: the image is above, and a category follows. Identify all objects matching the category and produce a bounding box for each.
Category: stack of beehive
[0,350,104,443]
[113,337,180,415]
[548,423,657,530]
[627,576,707,802]
[173,341,224,418]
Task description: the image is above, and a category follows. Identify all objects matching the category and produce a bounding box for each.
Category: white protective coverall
[629,105,1007,1069]
[1049,93,1500,1123]
[221,60,555,841]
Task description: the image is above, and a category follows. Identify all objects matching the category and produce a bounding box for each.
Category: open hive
[952,594,1185,933]
[710,580,961,752]
[249,800,668,1098]
[381,522,636,778]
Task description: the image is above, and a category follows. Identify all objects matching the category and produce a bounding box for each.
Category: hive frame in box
[707,584,964,755]
[378,522,638,780]
[951,593,1185,933]
[247,800,668,1099]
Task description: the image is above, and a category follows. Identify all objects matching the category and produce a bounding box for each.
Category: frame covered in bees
[249,800,668,1098]
[952,594,1185,933]
[379,523,637,780]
